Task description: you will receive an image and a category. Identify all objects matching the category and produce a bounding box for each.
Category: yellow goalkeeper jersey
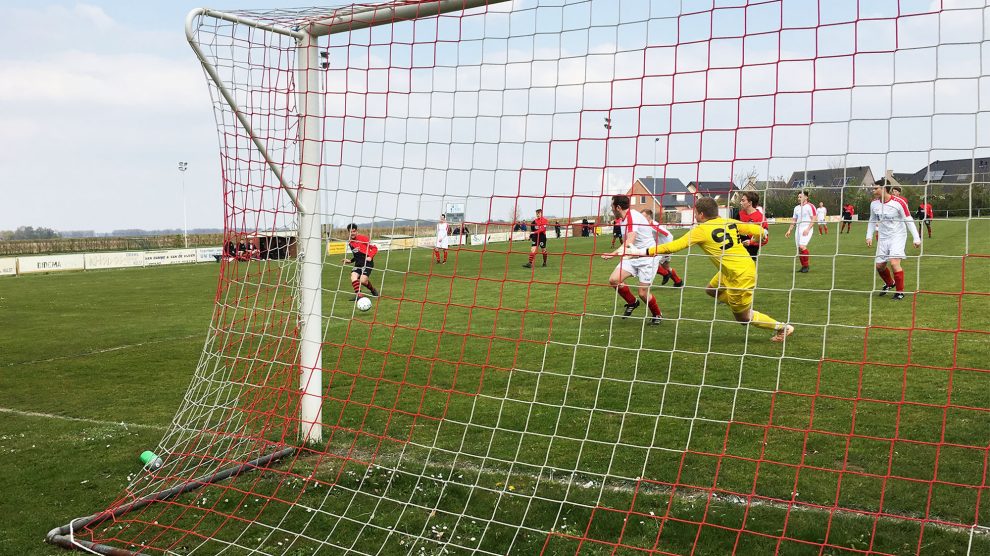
[648,217,765,287]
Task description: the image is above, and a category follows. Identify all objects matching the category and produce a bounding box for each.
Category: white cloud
[0,52,202,108]
[74,3,115,31]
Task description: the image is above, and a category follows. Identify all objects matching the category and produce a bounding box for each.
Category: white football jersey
[649,219,673,246]
[816,206,827,220]
[869,199,883,223]
[793,203,816,225]
[869,197,921,243]
[620,209,657,251]
[436,222,449,239]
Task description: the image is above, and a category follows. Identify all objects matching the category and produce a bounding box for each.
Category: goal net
[50,1,989,555]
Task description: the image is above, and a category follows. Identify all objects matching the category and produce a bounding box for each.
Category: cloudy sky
[0,0,287,233]
[0,0,985,233]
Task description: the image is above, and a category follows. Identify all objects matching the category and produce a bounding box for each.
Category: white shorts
[436,238,449,249]
[657,255,671,265]
[875,238,906,264]
[619,256,660,285]
[795,225,814,248]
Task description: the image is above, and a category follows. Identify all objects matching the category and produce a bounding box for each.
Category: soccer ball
[356,296,373,312]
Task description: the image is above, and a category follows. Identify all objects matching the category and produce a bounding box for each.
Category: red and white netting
[61,1,989,555]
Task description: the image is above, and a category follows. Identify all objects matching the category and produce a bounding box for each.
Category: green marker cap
[139,451,159,466]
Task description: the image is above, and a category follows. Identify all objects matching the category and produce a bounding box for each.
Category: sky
[0,0,985,233]
[0,0,292,233]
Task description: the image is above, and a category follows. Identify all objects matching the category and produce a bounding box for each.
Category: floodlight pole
[178,161,189,248]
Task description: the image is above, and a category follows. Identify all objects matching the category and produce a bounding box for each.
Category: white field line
[4,334,200,368]
[0,407,166,431]
[322,447,990,542]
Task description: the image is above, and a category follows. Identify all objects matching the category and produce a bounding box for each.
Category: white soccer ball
[356,296,373,312]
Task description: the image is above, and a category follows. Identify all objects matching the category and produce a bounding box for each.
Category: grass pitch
[1,219,987,555]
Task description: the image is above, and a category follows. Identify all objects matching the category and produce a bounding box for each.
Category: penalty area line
[0,407,166,431]
[4,334,201,368]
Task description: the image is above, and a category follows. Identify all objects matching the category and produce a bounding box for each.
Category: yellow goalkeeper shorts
[708,272,755,313]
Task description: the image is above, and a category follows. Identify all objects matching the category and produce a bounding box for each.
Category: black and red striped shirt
[348,234,378,264]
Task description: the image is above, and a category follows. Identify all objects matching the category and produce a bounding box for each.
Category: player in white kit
[867,185,921,300]
[784,191,816,273]
[434,214,450,264]
[641,209,683,287]
[816,202,828,235]
[603,195,664,325]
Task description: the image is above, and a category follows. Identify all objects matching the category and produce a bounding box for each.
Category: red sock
[877,267,894,286]
[351,279,361,294]
[542,252,547,264]
[433,248,439,262]
[528,252,535,264]
[365,280,379,296]
[442,250,447,262]
[647,295,661,317]
[656,266,670,277]
[669,268,681,283]
[894,270,905,292]
[615,284,637,304]
[799,248,810,268]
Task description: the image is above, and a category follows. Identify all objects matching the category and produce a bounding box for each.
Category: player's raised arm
[736,222,767,241]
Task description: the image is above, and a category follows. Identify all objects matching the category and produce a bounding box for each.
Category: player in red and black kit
[916,199,933,238]
[523,208,549,268]
[737,191,769,261]
[840,202,855,233]
[344,223,380,300]
[610,219,623,248]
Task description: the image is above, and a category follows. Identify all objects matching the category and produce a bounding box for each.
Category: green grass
[1,220,988,555]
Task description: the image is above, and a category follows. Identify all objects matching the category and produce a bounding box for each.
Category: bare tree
[733,166,760,190]
[507,205,520,227]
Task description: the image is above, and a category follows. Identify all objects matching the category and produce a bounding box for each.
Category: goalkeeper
[603,197,793,342]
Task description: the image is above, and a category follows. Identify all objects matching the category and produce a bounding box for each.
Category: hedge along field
[0,234,226,257]
[0,219,987,555]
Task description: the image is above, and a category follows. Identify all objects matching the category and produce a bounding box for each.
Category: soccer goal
[48,1,989,554]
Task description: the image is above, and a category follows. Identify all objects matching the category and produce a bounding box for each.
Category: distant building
[626,176,689,214]
[897,158,990,191]
[731,178,787,204]
[685,181,735,200]
[786,166,875,189]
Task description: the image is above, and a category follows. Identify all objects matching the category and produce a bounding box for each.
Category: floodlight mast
[186,0,512,445]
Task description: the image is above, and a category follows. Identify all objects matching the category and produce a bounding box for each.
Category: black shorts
[352,259,374,276]
[842,214,852,221]
[745,243,760,260]
[612,227,622,238]
[531,232,547,249]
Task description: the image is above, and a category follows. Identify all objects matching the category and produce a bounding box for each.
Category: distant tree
[10,226,60,240]
[506,206,520,229]
[733,166,760,191]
